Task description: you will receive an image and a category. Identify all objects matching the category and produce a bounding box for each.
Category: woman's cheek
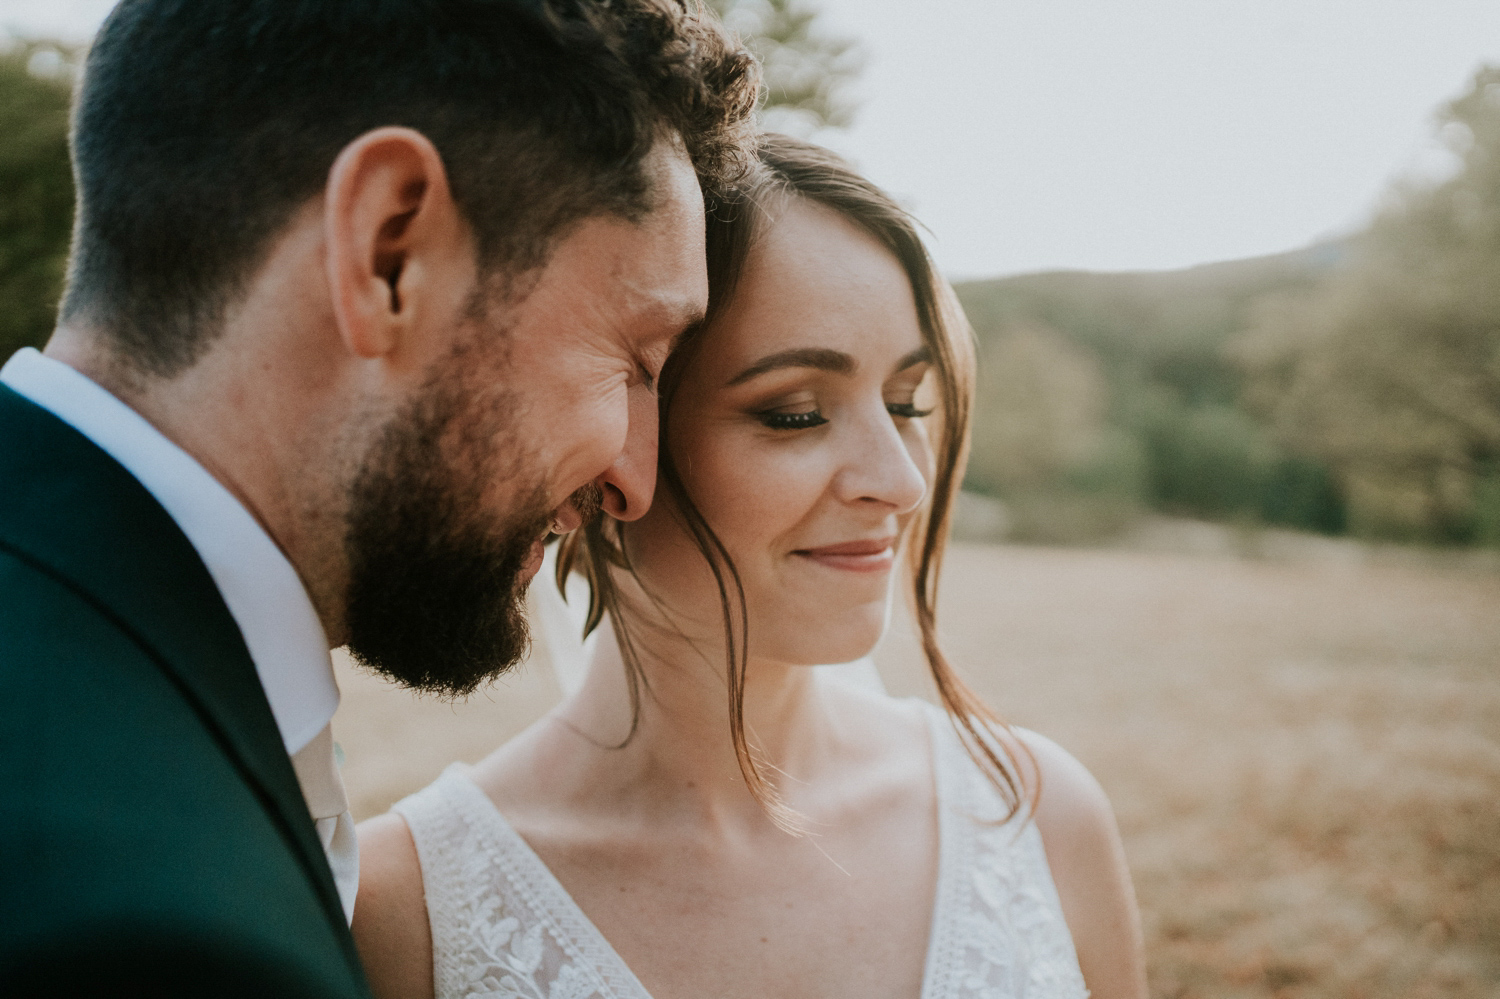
[905,422,936,486]
[697,433,812,548]
[698,432,781,517]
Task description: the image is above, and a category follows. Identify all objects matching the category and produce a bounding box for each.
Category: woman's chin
[759,604,888,668]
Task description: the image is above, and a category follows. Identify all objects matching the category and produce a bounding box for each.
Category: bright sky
[6,0,1500,278]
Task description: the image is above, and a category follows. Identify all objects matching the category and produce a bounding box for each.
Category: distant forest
[959,67,1500,548]
[954,246,1350,543]
[3,37,1497,547]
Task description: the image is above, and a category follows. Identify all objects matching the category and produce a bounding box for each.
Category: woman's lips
[792,537,896,573]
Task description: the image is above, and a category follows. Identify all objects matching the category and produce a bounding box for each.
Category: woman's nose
[833,402,928,514]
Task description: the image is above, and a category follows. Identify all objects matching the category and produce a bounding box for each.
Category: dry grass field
[332,538,1500,999]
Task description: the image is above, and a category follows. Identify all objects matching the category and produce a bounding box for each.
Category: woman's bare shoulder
[352,812,434,999]
[1013,730,1113,846]
[1014,729,1147,999]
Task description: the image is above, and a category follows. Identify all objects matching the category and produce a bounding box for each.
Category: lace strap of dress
[918,707,1091,999]
[394,765,652,999]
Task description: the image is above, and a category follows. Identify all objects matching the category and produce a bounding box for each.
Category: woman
[353,136,1146,999]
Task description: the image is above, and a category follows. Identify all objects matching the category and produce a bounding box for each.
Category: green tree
[1235,65,1500,543]
[957,248,1350,539]
[707,0,861,133]
[0,40,76,363]
[967,323,1111,496]
[964,323,1149,543]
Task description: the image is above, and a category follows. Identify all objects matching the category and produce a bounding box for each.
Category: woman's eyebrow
[727,347,856,386]
[893,346,932,372]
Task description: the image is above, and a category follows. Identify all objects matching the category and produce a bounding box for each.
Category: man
[0,0,757,994]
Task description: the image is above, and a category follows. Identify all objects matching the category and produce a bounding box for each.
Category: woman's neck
[550,616,854,834]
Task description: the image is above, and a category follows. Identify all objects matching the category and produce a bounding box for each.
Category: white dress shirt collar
[1,347,339,754]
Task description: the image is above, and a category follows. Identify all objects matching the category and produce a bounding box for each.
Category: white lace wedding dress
[394,700,1089,999]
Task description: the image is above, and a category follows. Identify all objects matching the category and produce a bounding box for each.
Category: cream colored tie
[290,724,359,924]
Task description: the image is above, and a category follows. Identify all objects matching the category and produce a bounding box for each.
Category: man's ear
[323,127,472,363]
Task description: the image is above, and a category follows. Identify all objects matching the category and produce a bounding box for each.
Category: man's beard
[342,365,551,699]
[566,481,604,530]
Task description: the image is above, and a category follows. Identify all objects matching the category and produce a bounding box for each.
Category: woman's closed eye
[755,400,932,430]
[886,401,932,420]
[757,407,828,430]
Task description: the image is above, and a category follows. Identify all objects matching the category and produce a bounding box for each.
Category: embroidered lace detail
[395,765,652,999]
[919,707,1090,999]
[397,703,1088,999]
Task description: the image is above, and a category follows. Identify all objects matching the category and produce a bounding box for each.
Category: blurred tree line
[956,248,1347,543]
[960,64,1500,548]
[1235,67,1500,546]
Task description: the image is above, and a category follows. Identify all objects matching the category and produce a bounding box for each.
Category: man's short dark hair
[62,0,759,377]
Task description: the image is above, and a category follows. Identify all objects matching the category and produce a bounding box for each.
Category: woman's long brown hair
[556,134,1033,828]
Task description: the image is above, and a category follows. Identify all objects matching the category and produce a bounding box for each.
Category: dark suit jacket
[0,385,371,998]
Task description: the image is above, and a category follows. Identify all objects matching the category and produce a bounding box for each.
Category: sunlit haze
[6,0,1500,276]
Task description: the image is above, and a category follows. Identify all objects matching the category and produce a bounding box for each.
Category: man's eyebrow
[895,345,933,371]
[637,305,706,389]
[727,347,857,386]
[671,309,707,347]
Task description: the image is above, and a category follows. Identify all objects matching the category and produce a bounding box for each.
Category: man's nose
[596,381,658,521]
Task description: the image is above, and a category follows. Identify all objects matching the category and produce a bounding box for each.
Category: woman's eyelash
[758,403,931,429]
[758,409,828,430]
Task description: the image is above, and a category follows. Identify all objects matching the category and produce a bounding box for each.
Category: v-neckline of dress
[445,699,958,999]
